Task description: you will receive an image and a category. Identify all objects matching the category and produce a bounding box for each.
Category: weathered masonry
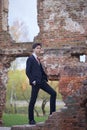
[0,0,87,130]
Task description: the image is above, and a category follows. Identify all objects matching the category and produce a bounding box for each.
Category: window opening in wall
[6,57,30,116]
[6,57,64,118]
[80,55,86,63]
[8,0,39,42]
[10,57,27,70]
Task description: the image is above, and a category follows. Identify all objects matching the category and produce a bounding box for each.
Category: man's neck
[33,53,38,59]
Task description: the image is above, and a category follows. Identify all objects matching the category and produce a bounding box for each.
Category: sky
[8,0,39,41]
[8,0,40,69]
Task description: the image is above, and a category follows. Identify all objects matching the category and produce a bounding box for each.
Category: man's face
[33,45,42,56]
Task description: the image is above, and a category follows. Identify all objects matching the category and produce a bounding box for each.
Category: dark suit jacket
[26,55,48,85]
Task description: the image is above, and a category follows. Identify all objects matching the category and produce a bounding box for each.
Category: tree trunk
[41,98,48,116]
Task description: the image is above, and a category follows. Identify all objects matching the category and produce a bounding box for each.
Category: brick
[0,0,87,130]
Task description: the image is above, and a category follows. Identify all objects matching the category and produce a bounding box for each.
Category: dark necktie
[37,57,40,64]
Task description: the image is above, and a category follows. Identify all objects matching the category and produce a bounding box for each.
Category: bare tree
[9,20,30,42]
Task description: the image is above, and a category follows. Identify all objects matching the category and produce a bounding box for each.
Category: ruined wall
[0,0,32,125]
[37,0,87,47]
[0,0,87,130]
[0,0,9,124]
[36,0,87,129]
[12,0,87,130]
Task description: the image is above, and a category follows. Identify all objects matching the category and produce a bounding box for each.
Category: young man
[26,43,56,125]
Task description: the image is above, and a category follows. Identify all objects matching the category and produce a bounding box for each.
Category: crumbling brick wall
[37,0,87,129]
[36,0,87,129]
[0,0,87,130]
[37,0,87,47]
[0,0,32,125]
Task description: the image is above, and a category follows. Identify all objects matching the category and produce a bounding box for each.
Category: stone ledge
[0,127,11,130]
[11,122,45,130]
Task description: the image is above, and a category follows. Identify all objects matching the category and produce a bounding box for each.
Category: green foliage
[3,113,48,127]
[6,69,62,116]
[6,69,31,101]
[3,113,28,126]
[6,69,62,102]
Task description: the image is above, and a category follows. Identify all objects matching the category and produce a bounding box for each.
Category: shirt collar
[32,53,37,59]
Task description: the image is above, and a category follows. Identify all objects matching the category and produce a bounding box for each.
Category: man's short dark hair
[32,43,42,49]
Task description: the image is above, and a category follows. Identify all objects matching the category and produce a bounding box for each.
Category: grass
[3,113,48,127]
[3,100,64,127]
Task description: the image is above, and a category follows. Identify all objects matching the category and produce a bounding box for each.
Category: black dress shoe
[29,120,36,125]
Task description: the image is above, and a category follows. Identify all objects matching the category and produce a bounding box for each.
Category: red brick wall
[36,0,87,129]
[0,0,87,130]
[37,0,87,48]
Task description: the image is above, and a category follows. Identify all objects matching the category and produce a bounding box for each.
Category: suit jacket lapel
[32,55,40,65]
